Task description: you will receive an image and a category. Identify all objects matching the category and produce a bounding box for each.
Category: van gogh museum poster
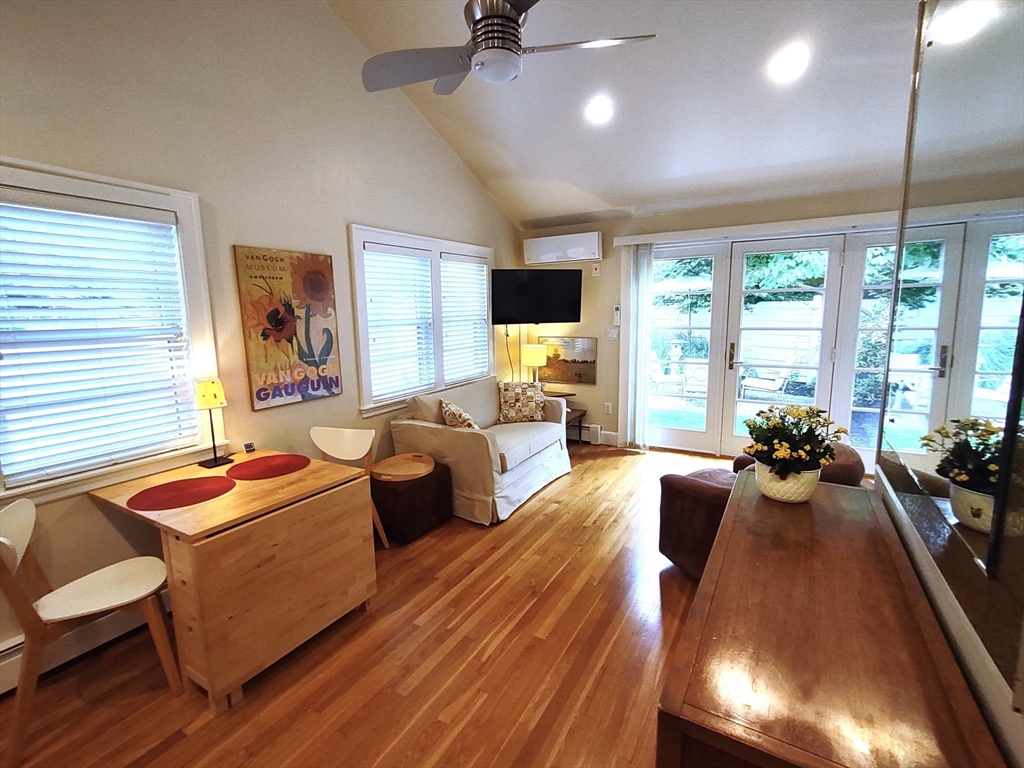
[233,245,342,410]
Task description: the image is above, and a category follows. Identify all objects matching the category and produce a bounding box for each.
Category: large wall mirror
[876,0,1024,759]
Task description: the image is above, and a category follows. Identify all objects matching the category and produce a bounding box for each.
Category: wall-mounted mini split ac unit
[523,231,602,265]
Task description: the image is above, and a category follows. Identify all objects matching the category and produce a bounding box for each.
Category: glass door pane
[647,242,729,453]
[721,236,843,457]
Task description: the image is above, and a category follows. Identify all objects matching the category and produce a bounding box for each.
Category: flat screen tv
[491,269,582,325]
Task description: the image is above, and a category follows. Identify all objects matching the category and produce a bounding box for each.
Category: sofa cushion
[407,376,500,428]
[497,381,545,423]
[440,399,479,429]
[488,421,562,473]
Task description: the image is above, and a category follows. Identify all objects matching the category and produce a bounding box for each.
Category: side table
[566,408,587,443]
[370,453,453,545]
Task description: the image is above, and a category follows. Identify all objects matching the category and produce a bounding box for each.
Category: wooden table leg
[228,687,244,706]
[208,691,229,715]
[182,671,200,694]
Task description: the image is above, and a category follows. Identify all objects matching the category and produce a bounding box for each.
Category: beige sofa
[391,376,572,525]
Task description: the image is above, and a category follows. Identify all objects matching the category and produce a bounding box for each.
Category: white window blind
[363,246,435,402]
[0,201,200,487]
[441,254,489,384]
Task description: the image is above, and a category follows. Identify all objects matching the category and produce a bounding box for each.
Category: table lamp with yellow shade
[521,343,548,384]
[195,378,233,469]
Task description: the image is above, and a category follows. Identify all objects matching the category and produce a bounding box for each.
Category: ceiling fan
[361,0,655,96]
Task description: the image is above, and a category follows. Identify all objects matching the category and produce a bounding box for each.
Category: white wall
[0,0,517,647]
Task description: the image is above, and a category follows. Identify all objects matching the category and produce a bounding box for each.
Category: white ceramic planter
[948,484,995,533]
[754,463,820,503]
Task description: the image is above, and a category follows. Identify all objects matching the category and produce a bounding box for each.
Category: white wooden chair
[0,499,182,766]
[310,426,390,549]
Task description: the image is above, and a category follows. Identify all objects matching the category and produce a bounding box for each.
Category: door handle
[928,345,949,378]
[728,342,744,370]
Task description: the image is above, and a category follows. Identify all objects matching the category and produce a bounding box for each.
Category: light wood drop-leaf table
[90,449,375,714]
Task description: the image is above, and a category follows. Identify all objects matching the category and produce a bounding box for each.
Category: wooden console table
[90,450,375,714]
[657,471,1006,768]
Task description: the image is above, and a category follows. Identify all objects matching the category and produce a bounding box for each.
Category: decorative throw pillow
[440,399,480,429]
[498,381,546,423]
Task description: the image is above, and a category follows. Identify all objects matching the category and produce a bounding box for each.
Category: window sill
[0,440,231,506]
[358,375,495,419]
[359,400,413,419]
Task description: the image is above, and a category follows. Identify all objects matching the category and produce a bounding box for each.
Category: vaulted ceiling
[333,0,922,229]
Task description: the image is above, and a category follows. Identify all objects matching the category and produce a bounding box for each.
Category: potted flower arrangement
[742,405,849,503]
[920,418,1002,533]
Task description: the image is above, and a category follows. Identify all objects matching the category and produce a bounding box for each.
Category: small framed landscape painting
[234,245,342,410]
[538,336,597,385]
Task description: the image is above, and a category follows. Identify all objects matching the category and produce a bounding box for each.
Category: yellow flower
[989,477,997,483]
[987,464,999,471]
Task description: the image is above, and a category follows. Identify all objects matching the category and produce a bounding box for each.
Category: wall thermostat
[613,305,621,326]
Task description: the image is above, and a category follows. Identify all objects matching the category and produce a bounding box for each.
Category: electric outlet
[607,329,618,340]
[604,402,612,415]
[591,264,601,277]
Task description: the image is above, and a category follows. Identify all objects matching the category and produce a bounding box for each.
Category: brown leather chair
[659,444,866,580]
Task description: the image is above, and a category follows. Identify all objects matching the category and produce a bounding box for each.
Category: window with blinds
[0,201,200,487]
[363,247,435,401]
[350,225,493,411]
[441,255,489,384]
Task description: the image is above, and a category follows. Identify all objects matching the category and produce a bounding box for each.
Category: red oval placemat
[127,476,236,511]
[226,453,311,480]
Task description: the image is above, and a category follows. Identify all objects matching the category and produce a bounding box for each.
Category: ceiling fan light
[580,39,623,49]
[471,48,523,83]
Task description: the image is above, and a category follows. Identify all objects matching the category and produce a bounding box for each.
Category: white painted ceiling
[333,0,923,229]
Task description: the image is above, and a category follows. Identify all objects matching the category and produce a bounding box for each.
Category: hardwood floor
[0,446,730,768]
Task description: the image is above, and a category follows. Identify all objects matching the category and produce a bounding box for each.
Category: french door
[643,219,1020,461]
[647,242,729,453]
[834,225,965,467]
[945,217,1024,423]
[719,236,844,457]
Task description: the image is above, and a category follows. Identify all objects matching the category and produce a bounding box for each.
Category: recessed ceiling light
[766,41,811,85]
[584,94,614,125]
[929,0,999,44]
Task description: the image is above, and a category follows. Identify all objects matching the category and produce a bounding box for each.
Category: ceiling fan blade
[433,71,469,96]
[523,34,656,56]
[507,0,542,15]
[362,45,472,92]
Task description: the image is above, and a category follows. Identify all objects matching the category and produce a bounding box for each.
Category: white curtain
[624,243,653,450]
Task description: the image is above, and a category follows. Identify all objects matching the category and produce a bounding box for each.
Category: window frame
[349,224,493,415]
[0,156,217,501]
